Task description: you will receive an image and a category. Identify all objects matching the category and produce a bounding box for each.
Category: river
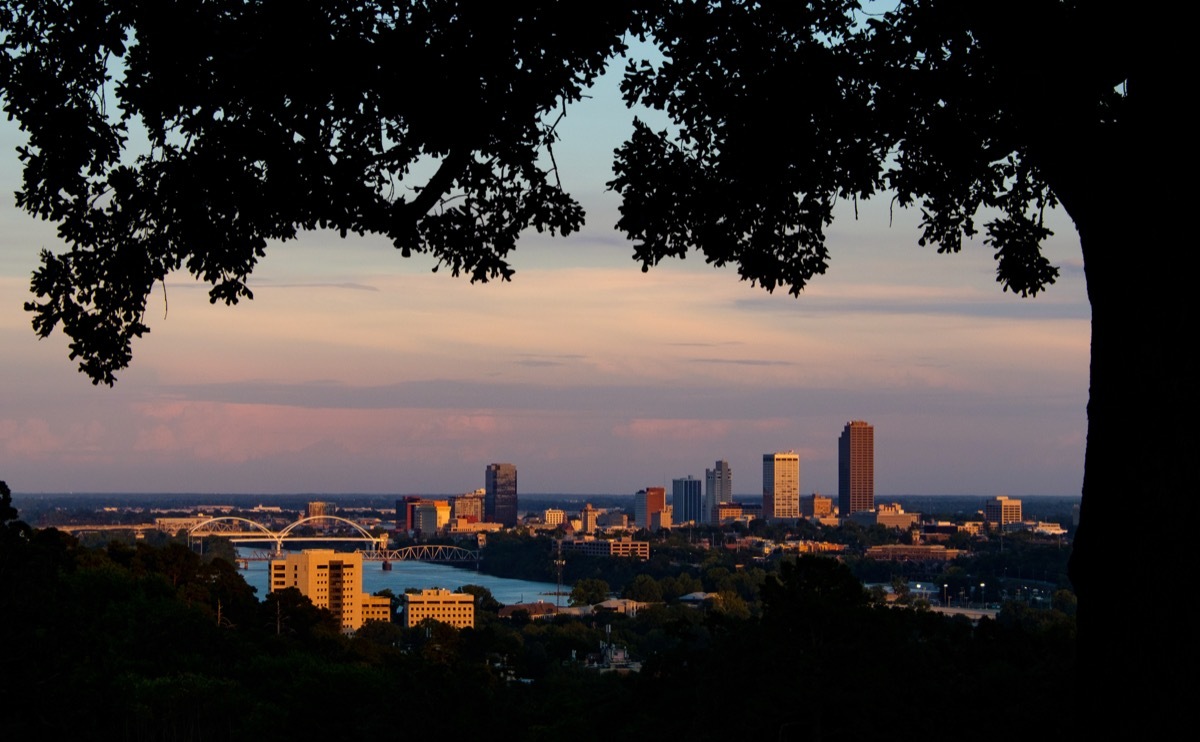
[236,548,564,607]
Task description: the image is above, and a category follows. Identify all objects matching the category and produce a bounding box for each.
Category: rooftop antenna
[554,538,565,610]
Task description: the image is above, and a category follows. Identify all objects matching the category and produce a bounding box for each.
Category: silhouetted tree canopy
[0,1,637,383]
[0,3,1190,733]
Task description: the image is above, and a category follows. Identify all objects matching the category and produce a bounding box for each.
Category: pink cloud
[0,418,62,458]
[128,401,510,463]
[612,417,790,441]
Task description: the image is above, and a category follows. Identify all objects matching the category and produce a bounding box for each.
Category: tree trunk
[1068,111,1196,735]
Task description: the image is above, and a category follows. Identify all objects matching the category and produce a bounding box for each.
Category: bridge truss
[360,545,480,563]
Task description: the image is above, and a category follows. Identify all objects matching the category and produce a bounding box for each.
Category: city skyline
[0,51,1089,498]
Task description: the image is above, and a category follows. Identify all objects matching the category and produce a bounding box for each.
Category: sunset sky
[0,53,1090,499]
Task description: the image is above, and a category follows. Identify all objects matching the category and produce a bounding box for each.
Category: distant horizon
[11,490,1081,501]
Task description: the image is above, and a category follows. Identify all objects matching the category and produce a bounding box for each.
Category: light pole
[980,582,986,609]
[943,583,949,607]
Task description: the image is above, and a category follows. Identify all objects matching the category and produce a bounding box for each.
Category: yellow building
[361,593,393,625]
[401,588,475,629]
[270,549,390,632]
[764,451,801,520]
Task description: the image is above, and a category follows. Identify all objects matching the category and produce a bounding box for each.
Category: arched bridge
[187,515,480,564]
[188,515,387,556]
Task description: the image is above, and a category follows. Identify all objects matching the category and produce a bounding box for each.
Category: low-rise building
[561,536,649,559]
[446,517,504,535]
[362,594,393,624]
[597,510,628,529]
[801,493,833,518]
[400,588,475,629]
[849,502,919,529]
[865,544,964,562]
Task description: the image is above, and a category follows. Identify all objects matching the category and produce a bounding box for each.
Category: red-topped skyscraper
[838,421,875,516]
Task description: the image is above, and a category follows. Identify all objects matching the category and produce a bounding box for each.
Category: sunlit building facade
[270,549,390,632]
[705,460,732,525]
[763,452,801,521]
[838,420,875,516]
[984,496,1022,529]
[401,588,475,629]
[635,487,667,529]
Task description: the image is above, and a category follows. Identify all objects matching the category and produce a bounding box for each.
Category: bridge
[188,515,388,556]
[360,545,480,563]
[187,515,480,564]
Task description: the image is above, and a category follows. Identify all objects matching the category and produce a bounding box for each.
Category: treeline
[2,483,1074,741]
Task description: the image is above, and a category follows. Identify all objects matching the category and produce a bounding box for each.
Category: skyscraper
[839,420,875,516]
[705,459,732,525]
[763,452,800,521]
[672,476,703,524]
[485,463,518,526]
[635,486,667,529]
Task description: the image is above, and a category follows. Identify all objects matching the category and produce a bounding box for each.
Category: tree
[569,577,610,607]
[457,584,502,613]
[0,2,1188,730]
[0,480,32,550]
[623,573,664,603]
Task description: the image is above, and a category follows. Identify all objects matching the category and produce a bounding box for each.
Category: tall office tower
[270,549,390,632]
[838,420,875,516]
[704,459,732,525]
[672,476,703,524]
[635,486,667,528]
[763,451,801,521]
[485,463,518,526]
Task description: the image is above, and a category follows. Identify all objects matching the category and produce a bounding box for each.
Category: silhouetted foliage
[0,1,638,384]
[569,577,610,606]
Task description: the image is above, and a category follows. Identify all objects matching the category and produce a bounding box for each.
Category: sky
[0,51,1090,499]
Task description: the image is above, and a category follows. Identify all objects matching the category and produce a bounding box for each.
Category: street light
[943,583,949,607]
[980,582,986,609]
